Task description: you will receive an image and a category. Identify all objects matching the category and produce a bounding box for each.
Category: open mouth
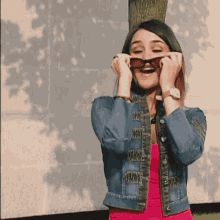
[140,66,156,74]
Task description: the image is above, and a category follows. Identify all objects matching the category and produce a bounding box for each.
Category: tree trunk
[129,0,168,30]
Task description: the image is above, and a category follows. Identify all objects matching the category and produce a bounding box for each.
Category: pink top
[109,143,193,220]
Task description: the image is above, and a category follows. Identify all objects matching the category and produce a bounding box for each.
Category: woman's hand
[156,52,182,115]
[111,53,133,82]
[159,52,182,91]
[111,53,133,98]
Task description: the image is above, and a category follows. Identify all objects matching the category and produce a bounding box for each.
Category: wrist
[117,77,132,97]
[162,87,181,100]
[116,92,131,99]
[161,84,175,92]
[163,97,181,116]
[114,95,132,103]
[118,75,132,83]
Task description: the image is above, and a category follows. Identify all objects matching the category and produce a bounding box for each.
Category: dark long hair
[114,19,186,106]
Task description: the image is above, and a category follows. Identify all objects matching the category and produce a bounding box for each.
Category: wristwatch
[162,87,180,100]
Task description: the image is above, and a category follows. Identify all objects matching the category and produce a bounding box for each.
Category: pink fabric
[109,143,193,220]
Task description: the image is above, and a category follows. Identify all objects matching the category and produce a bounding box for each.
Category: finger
[160,56,171,65]
[117,53,131,68]
[117,53,130,59]
[112,64,119,78]
[175,52,183,67]
[111,59,119,77]
[114,53,124,60]
[153,52,170,58]
[125,56,131,68]
[169,52,178,64]
[112,53,131,77]
[113,60,120,75]
[171,52,182,70]
[112,54,124,78]
[165,52,181,68]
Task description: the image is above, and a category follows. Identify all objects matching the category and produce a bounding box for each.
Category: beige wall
[166,0,220,204]
[1,0,220,219]
[1,0,128,218]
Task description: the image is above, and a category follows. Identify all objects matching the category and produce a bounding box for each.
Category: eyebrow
[131,39,165,46]
[151,40,165,45]
[131,40,142,46]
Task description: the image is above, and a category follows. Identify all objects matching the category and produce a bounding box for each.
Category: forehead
[131,29,166,45]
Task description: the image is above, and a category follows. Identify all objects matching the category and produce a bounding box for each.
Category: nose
[143,52,154,60]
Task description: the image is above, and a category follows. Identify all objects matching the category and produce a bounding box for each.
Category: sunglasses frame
[130,56,165,70]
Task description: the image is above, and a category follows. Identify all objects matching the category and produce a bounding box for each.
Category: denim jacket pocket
[122,170,140,196]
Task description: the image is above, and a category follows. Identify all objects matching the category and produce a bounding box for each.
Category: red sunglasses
[130,56,164,70]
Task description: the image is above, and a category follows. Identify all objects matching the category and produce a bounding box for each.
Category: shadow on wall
[166,0,219,201]
[1,0,217,209]
[189,145,220,202]
[166,0,213,91]
[2,0,127,208]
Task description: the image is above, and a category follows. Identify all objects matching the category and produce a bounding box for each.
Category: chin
[138,83,158,91]
[134,75,159,91]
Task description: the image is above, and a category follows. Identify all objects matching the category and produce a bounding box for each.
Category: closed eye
[153,49,163,53]
[133,50,143,54]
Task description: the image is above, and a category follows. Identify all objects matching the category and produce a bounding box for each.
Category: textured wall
[1,0,128,218]
[166,0,220,204]
[1,0,220,219]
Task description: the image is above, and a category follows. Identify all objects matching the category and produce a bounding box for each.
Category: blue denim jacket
[91,91,207,216]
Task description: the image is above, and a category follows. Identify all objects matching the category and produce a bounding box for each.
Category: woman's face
[130,29,170,90]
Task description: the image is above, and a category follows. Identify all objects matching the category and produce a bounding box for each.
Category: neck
[146,87,160,117]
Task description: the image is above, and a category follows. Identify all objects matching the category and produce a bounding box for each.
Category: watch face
[170,88,180,98]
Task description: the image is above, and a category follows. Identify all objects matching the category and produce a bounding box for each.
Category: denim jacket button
[162,159,167,165]
[166,206,171,211]
[160,119,165,124]
[160,136,167,142]
[164,179,168,185]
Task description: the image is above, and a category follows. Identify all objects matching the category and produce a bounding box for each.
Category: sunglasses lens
[130,56,163,69]
[150,57,161,68]
[130,59,145,69]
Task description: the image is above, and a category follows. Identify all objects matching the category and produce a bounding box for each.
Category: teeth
[142,68,155,71]
[142,65,155,70]
[140,65,156,73]
[141,68,155,74]
[143,68,153,71]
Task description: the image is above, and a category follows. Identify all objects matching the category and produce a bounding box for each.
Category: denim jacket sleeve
[91,96,136,154]
[163,107,207,166]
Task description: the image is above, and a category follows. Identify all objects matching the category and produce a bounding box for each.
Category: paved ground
[193,213,220,220]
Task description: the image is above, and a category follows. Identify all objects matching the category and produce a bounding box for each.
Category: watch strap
[162,87,180,100]
[162,90,171,99]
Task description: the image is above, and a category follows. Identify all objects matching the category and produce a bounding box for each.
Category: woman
[91,19,207,219]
